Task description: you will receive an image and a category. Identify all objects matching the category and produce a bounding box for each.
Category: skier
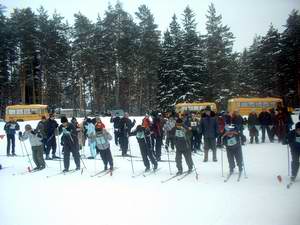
[199,107,219,162]
[110,112,121,146]
[131,125,158,172]
[222,125,244,175]
[45,113,59,159]
[258,109,274,143]
[231,110,246,145]
[19,124,46,170]
[287,122,300,182]
[4,117,20,156]
[163,114,176,152]
[95,126,114,171]
[150,112,163,161]
[247,110,260,144]
[85,118,97,159]
[171,118,194,175]
[184,113,200,152]
[58,116,80,172]
[119,112,136,156]
[36,115,47,153]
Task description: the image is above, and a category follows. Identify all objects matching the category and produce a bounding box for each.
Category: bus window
[24,109,31,114]
[8,109,16,115]
[31,108,41,114]
[16,109,23,115]
[256,102,262,107]
[240,102,248,107]
[263,102,270,108]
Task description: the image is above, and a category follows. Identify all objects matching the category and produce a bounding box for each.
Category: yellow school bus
[227,98,283,116]
[175,102,217,118]
[5,104,49,122]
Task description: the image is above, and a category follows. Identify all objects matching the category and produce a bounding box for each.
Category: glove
[18,131,22,137]
[31,130,36,135]
[133,119,136,123]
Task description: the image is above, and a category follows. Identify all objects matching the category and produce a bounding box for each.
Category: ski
[90,170,107,177]
[177,170,194,181]
[97,167,118,178]
[161,173,181,183]
[224,173,233,182]
[13,168,41,176]
[143,168,161,177]
[46,169,78,178]
[132,170,146,178]
[114,155,139,158]
[287,181,295,189]
[237,172,242,182]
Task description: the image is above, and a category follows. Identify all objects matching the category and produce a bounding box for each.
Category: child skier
[85,118,97,159]
[131,125,158,172]
[58,116,80,172]
[171,118,194,175]
[287,122,300,182]
[19,124,46,170]
[222,125,244,175]
[95,125,114,171]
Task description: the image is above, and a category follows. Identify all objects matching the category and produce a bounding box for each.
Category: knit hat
[61,116,68,123]
[25,124,32,131]
[296,122,300,129]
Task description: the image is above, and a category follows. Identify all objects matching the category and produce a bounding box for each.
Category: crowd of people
[1,106,300,182]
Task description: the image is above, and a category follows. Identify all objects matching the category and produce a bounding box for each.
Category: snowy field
[0,116,300,225]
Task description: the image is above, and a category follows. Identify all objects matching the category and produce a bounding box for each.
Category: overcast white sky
[1,0,299,52]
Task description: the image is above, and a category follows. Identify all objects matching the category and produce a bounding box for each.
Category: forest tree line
[0,2,299,117]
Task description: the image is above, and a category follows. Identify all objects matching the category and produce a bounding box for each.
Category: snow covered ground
[0,116,299,225]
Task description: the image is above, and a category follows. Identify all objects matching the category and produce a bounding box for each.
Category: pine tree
[135,4,161,114]
[204,3,235,106]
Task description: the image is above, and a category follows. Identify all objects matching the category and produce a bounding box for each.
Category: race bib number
[296,136,300,143]
[175,129,185,138]
[136,131,145,139]
[97,136,107,145]
[191,122,197,127]
[10,124,16,129]
[227,137,237,147]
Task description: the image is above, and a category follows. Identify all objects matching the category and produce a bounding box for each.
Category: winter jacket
[110,116,121,129]
[223,131,241,150]
[199,116,219,138]
[20,130,43,147]
[151,117,163,138]
[142,117,151,129]
[287,130,300,152]
[231,115,244,131]
[172,127,190,151]
[258,111,272,126]
[95,129,112,150]
[85,123,96,139]
[59,123,79,150]
[248,112,260,129]
[36,120,47,139]
[4,121,20,135]
[45,119,58,137]
[119,117,136,136]
[131,127,152,150]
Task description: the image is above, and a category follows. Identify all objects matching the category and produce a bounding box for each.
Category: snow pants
[175,140,193,172]
[203,138,217,161]
[261,125,273,142]
[226,145,243,172]
[46,135,57,156]
[32,145,46,168]
[99,148,113,170]
[138,140,157,169]
[119,135,129,156]
[6,134,15,155]
[63,146,80,170]
[290,147,300,178]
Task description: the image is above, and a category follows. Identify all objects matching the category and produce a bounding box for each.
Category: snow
[0,116,300,225]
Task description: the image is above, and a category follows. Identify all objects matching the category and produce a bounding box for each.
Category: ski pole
[128,135,135,174]
[57,136,62,171]
[18,138,25,157]
[21,140,33,170]
[287,144,290,177]
[220,135,224,177]
[166,146,172,175]
[241,145,248,179]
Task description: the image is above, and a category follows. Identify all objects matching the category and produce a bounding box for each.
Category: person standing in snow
[19,124,46,170]
[95,126,114,171]
[36,115,48,153]
[45,113,59,160]
[110,112,121,146]
[199,107,219,162]
[171,118,194,175]
[150,112,163,161]
[58,116,80,172]
[85,118,97,159]
[119,112,136,156]
[163,114,176,152]
[130,125,158,172]
[222,125,244,174]
[247,110,260,144]
[287,122,300,182]
[4,117,20,156]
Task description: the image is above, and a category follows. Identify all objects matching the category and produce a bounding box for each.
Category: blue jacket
[287,130,300,152]
[4,121,20,135]
[199,116,219,138]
